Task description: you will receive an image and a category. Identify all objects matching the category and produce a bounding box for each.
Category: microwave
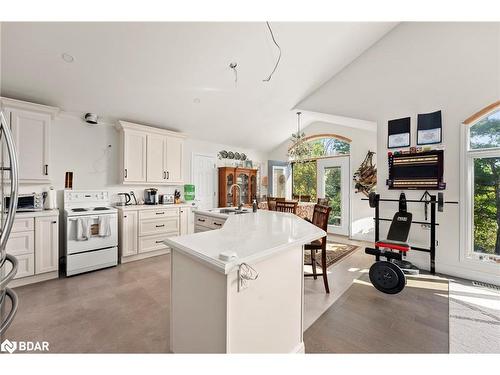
[4,193,44,212]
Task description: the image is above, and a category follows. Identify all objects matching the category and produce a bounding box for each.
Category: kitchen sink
[218,208,250,215]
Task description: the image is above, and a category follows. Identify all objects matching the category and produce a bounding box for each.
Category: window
[465,105,500,260]
[292,160,317,201]
[290,135,350,202]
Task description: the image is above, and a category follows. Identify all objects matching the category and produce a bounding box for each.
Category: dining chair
[304,204,332,293]
[275,200,298,214]
[293,194,311,202]
[267,196,285,211]
[317,197,330,206]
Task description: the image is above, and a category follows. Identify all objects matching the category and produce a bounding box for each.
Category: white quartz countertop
[164,209,326,274]
[14,209,59,218]
[115,203,196,211]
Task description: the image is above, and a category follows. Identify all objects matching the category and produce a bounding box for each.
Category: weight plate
[369,261,406,294]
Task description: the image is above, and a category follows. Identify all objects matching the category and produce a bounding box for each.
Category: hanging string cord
[263,21,281,82]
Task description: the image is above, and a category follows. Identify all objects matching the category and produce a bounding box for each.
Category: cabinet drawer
[139,217,179,236]
[195,224,213,233]
[3,253,35,279]
[139,208,179,220]
[138,233,177,253]
[11,218,35,233]
[194,214,226,230]
[6,230,34,256]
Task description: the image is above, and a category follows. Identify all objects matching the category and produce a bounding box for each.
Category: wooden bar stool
[304,204,332,293]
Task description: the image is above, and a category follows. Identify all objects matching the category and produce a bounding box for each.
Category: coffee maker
[144,188,158,205]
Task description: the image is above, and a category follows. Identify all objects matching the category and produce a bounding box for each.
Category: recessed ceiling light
[61,53,75,63]
[193,98,201,104]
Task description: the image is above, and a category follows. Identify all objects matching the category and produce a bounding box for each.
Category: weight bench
[365,195,419,294]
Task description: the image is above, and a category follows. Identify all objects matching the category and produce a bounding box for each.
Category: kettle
[117,192,131,206]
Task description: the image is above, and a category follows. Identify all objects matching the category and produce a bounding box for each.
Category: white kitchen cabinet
[35,216,59,274]
[116,121,185,185]
[119,210,138,257]
[0,98,58,183]
[165,135,184,183]
[146,133,167,182]
[180,207,189,235]
[123,130,147,182]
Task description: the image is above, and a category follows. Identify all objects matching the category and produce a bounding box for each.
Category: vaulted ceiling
[1,22,396,151]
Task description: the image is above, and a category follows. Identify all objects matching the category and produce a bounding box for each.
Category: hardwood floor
[6,251,450,353]
[304,273,450,353]
[6,255,170,353]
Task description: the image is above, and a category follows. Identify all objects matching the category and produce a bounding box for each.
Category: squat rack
[362,193,458,274]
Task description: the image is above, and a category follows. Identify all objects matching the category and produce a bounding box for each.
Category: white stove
[63,190,118,276]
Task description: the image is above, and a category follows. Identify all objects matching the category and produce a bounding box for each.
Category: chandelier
[287,112,312,162]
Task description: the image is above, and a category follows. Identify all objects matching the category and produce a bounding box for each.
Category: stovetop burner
[93,207,110,211]
[71,208,88,212]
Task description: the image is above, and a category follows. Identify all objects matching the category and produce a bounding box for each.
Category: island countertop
[164,209,326,274]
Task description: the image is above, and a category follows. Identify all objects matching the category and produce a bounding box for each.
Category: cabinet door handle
[124,169,128,178]
[155,240,164,244]
[197,218,205,222]
[156,212,165,215]
[124,215,127,218]
[156,224,165,228]
[163,171,166,179]
[52,221,57,224]
[213,222,222,226]
[44,164,48,176]
[166,171,169,180]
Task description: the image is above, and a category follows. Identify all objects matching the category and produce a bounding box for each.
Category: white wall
[297,22,500,284]
[268,120,377,241]
[18,113,268,206]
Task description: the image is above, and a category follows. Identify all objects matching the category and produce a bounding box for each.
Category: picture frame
[387,117,411,149]
[417,110,442,145]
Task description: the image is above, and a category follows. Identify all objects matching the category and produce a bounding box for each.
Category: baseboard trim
[121,248,170,263]
[10,271,59,288]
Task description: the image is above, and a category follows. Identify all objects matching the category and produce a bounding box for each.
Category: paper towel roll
[45,187,57,209]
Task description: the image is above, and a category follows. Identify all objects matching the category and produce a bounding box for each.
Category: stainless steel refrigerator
[0,110,19,340]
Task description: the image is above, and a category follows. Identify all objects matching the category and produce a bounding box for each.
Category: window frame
[460,105,500,269]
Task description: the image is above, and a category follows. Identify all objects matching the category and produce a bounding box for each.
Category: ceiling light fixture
[262,22,281,82]
[287,112,312,162]
[61,53,75,63]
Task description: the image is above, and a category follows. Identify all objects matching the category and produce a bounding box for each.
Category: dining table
[258,201,316,220]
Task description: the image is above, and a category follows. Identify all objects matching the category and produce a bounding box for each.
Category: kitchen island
[164,209,325,353]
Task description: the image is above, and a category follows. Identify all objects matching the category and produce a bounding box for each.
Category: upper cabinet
[1,98,58,184]
[116,121,186,185]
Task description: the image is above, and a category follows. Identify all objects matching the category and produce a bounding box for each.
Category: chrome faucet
[229,184,243,210]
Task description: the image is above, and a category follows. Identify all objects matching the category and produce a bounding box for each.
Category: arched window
[289,134,350,161]
[463,101,500,261]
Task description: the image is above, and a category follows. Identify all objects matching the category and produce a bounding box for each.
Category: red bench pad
[375,241,410,252]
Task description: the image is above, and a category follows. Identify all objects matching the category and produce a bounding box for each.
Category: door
[192,154,217,210]
[9,109,51,181]
[121,211,138,257]
[147,133,167,182]
[35,216,59,274]
[317,157,350,235]
[166,135,184,183]
[124,130,147,182]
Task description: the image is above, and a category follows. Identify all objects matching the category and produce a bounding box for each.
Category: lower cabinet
[5,213,59,283]
[35,216,59,274]
[118,207,183,262]
[120,210,138,257]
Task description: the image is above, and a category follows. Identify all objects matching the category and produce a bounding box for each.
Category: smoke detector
[84,113,98,125]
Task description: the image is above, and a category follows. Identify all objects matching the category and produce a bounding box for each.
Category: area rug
[304,241,358,269]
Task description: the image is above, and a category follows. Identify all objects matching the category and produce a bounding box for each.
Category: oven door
[66,213,118,254]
